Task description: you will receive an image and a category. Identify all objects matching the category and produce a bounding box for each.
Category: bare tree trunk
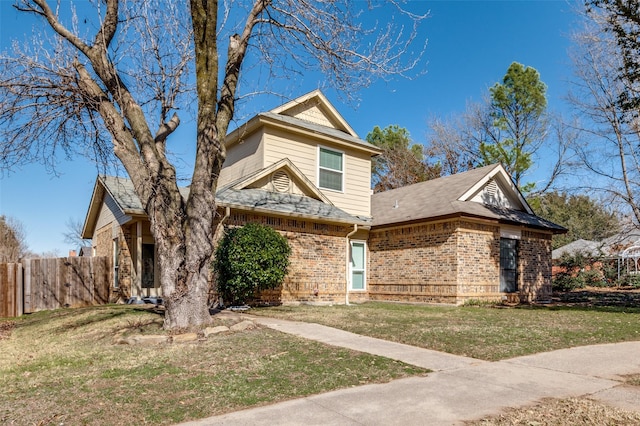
[3,0,427,329]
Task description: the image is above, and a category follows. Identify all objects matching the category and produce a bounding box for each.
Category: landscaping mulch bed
[548,286,640,307]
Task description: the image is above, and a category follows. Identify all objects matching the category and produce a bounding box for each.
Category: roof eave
[372,211,564,234]
[218,201,370,227]
[81,177,105,239]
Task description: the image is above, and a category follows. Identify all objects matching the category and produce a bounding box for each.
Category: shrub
[619,273,640,289]
[214,223,291,305]
[582,269,606,287]
[553,272,585,292]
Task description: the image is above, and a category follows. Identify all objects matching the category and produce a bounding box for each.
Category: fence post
[16,263,23,317]
[22,259,31,314]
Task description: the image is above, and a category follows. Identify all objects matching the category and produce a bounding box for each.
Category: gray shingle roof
[371,165,565,232]
[216,187,369,224]
[100,175,145,214]
[552,239,604,259]
[99,175,366,225]
[258,112,380,152]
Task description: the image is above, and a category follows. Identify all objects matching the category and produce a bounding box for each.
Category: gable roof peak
[269,90,358,138]
[456,163,532,214]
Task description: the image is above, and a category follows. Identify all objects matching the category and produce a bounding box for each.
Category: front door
[141,243,158,297]
[500,238,518,293]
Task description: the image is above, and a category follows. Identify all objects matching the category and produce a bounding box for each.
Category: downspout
[214,206,231,244]
[345,224,358,306]
[222,206,231,224]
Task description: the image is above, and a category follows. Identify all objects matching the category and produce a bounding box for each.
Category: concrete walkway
[180,314,640,426]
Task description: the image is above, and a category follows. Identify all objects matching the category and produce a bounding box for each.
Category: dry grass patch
[468,397,640,425]
[0,305,426,425]
[624,373,640,387]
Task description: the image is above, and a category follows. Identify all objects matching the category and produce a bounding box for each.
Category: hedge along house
[82,90,564,306]
[82,90,380,304]
[368,164,566,304]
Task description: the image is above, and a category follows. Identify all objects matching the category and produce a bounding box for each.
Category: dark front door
[142,243,155,294]
[500,238,518,293]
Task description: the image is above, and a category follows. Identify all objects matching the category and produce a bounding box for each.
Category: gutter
[345,224,358,306]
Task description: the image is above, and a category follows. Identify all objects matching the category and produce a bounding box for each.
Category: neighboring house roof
[552,239,604,260]
[371,164,566,233]
[552,227,640,259]
[79,246,92,257]
[602,228,640,251]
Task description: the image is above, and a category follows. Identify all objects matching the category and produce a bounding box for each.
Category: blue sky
[0,1,579,254]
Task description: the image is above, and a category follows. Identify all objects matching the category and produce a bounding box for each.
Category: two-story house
[82,90,564,306]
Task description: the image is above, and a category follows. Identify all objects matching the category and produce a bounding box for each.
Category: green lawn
[252,301,640,361]
[3,298,639,424]
[0,305,425,426]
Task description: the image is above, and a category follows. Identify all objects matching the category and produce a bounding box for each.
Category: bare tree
[426,98,572,194]
[0,216,28,262]
[0,0,427,329]
[568,6,640,224]
[366,125,440,193]
[425,102,486,175]
[63,217,92,249]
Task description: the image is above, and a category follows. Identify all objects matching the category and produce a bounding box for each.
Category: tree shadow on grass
[524,287,640,312]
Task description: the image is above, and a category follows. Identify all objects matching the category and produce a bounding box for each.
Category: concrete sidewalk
[180,315,640,426]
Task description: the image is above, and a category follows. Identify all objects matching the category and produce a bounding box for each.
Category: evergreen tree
[480,62,548,191]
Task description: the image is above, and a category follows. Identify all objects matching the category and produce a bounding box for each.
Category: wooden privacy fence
[0,257,110,318]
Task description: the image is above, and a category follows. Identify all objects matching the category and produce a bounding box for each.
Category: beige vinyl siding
[283,104,338,129]
[264,128,372,217]
[93,193,134,238]
[333,149,372,217]
[219,132,265,187]
[264,128,316,180]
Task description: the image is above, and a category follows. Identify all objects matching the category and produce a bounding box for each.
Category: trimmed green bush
[553,272,586,292]
[214,223,291,305]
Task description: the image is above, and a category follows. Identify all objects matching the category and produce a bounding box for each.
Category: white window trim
[317,145,345,193]
[113,238,119,289]
[349,240,367,291]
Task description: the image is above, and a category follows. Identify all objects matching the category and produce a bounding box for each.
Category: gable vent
[485,179,498,198]
[271,171,291,193]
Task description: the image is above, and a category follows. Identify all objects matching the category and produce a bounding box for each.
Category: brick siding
[93,223,133,302]
[456,221,501,301]
[368,221,460,304]
[223,212,355,305]
[369,219,553,305]
[519,230,553,302]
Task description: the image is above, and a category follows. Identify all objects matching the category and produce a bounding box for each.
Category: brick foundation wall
[223,213,355,305]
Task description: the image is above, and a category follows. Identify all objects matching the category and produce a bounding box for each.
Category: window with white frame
[318,147,344,191]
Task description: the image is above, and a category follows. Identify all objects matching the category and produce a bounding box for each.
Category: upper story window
[318,147,344,192]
